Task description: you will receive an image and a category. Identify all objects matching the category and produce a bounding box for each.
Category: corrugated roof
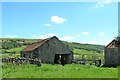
[22,36,57,52]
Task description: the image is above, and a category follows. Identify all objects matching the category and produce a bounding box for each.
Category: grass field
[73,49,104,64]
[6,46,26,53]
[1,46,26,58]
[2,63,118,78]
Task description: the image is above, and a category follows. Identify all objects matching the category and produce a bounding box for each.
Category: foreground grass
[2,63,118,78]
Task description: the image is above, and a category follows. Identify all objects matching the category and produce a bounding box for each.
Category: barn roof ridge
[22,36,57,52]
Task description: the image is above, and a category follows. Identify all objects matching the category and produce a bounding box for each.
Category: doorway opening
[54,54,70,64]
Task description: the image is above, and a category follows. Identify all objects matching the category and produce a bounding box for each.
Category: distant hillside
[0,38,105,54]
[0,38,38,49]
[0,38,38,43]
[63,41,104,54]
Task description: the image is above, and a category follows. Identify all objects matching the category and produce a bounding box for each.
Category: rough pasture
[2,63,118,78]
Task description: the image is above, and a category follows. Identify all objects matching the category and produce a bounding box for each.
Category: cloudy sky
[2,0,118,45]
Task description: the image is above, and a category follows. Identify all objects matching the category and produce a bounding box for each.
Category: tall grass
[2,63,118,78]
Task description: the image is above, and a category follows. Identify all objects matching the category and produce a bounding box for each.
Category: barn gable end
[104,39,119,67]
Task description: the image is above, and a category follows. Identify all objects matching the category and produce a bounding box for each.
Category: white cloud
[2,34,17,38]
[89,0,112,9]
[60,34,80,41]
[60,36,75,41]
[75,34,80,37]
[98,32,105,37]
[33,33,56,39]
[86,40,111,45]
[81,32,89,35]
[44,24,52,27]
[96,0,112,8]
[51,16,67,24]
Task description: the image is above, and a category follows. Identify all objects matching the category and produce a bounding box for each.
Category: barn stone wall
[21,52,30,58]
[105,48,118,67]
[37,37,73,63]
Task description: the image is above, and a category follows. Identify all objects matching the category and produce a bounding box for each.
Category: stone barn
[104,39,120,67]
[21,36,73,64]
